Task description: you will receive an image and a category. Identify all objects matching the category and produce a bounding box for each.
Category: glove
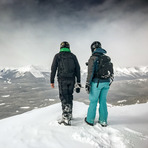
[75,83,82,93]
[85,82,91,94]
[85,62,88,66]
[109,75,114,86]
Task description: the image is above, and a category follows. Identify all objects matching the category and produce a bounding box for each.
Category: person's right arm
[50,54,58,87]
[85,56,97,93]
[86,56,96,84]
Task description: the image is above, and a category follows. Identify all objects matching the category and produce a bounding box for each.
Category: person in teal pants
[87,82,110,126]
[85,41,114,127]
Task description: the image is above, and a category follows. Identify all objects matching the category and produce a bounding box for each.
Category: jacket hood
[93,48,107,54]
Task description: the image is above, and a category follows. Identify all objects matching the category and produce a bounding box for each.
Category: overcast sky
[0,0,148,69]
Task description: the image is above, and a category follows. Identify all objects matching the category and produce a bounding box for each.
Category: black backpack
[95,55,114,79]
[58,53,76,78]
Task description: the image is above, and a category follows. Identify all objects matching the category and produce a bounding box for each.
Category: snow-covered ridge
[0,101,148,148]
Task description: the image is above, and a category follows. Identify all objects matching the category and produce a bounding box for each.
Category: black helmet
[91,41,101,52]
[60,41,70,49]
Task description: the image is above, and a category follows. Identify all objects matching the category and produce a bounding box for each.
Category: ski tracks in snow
[72,123,127,148]
[124,128,148,140]
[49,119,127,148]
[121,127,148,148]
[72,121,148,148]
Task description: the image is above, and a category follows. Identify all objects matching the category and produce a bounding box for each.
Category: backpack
[58,53,76,78]
[95,55,114,79]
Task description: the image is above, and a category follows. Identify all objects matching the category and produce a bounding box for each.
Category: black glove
[109,75,114,86]
[75,83,82,93]
[85,82,91,94]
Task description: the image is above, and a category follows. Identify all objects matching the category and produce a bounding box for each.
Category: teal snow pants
[86,82,110,124]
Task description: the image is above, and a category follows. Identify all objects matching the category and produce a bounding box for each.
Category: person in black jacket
[50,41,81,125]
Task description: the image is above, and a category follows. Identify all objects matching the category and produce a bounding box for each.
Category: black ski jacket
[50,52,81,83]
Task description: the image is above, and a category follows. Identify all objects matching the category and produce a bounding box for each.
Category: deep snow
[0,101,148,148]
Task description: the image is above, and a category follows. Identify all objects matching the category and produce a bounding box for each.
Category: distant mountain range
[0,65,50,82]
[114,67,148,81]
[1,65,148,81]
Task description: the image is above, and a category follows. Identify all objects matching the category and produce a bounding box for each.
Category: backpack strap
[93,55,102,88]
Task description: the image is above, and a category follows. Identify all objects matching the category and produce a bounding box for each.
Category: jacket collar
[60,48,71,52]
[93,48,107,54]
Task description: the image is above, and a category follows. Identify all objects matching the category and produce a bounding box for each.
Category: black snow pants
[58,79,75,120]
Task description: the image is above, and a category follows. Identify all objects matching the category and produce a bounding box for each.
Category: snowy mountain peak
[17,65,34,73]
[115,66,148,74]
[17,65,49,78]
[81,66,148,81]
[0,65,50,79]
[17,65,49,73]
[114,66,148,78]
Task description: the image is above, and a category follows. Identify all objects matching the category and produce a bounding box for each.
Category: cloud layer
[0,0,148,69]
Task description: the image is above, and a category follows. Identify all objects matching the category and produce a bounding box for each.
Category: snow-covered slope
[0,101,148,148]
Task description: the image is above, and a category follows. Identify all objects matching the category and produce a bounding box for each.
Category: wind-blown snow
[0,101,148,148]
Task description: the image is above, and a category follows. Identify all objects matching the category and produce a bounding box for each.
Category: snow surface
[117,100,127,103]
[0,103,5,106]
[0,101,148,148]
[49,99,55,101]
[1,95,10,98]
[20,106,30,109]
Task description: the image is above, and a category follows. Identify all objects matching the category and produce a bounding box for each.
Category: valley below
[0,65,148,119]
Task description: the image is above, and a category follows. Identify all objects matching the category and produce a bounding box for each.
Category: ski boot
[84,117,93,126]
[98,121,107,127]
[58,115,71,126]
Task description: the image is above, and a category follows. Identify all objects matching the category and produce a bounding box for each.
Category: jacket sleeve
[74,55,81,83]
[50,54,58,83]
[86,56,96,84]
